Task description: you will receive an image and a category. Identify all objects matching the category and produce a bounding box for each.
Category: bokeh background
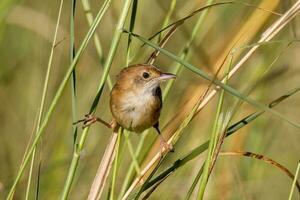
[0,0,300,199]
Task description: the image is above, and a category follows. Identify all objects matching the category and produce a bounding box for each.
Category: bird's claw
[159,139,174,157]
[73,114,97,129]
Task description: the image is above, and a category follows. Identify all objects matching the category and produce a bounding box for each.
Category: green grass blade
[158,0,176,41]
[197,78,226,199]
[163,0,212,98]
[81,0,113,88]
[124,132,141,175]
[70,0,77,145]
[118,1,211,195]
[6,0,112,198]
[118,132,148,199]
[61,0,133,198]
[196,47,230,199]
[23,0,65,199]
[147,2,235,41]
[121,2,141,190]
[125,59,224,199]
[124,30,300,130]
[144,85,300,191]
[185,166,204,200]
[118,1,140,196]
[126,0,138,66]
[148,1,279,41]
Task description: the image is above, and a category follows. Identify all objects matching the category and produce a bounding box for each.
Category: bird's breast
[110,87,162,133]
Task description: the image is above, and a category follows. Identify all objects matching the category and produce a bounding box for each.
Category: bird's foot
[159,139,174,157]
[73,114,98,128]
[74,114,114,129]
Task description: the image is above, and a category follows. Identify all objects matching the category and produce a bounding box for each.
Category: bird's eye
[142,72,150,79]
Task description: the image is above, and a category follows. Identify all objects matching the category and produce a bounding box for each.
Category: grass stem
[288,161,300,200]
[6,0,112,199]
[110,129,123,200]
[61,0,133,198]
[24,0,65,199]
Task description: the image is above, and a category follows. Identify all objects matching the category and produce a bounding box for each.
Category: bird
[77,64,176,152]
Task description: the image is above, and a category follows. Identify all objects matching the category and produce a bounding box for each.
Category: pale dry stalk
[121,1,300,199]
[88,132,118,200]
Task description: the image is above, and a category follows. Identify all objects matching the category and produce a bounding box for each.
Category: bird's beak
[157,72,176,81]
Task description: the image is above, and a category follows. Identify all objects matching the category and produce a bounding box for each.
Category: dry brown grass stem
[147,21,182,65]
[142,0,280,167]
[121,1,300,199]
[220,151,300,193]
[87,132,118,200]
[195,0,300,115]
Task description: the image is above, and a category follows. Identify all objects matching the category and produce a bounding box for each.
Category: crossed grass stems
[7,0,300,200]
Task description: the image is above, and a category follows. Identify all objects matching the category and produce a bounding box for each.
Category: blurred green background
[0,0,299,199]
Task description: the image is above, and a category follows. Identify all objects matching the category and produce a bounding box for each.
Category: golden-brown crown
[114,64,163,91]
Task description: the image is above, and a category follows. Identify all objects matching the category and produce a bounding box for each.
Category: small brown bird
[80,64,176,151]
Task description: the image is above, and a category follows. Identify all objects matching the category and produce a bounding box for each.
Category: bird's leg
[74,114,114,129]
[153,122,174,156]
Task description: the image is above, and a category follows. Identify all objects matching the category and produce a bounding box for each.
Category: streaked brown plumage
[110,64,175,133]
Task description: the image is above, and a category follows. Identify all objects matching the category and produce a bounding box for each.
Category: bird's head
[115,64,176,92]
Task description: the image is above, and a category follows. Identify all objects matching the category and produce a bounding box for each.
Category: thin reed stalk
[109,129,123,200]
[196,56,230,199]
[288,161,300,200]
[6,0,113,199]
[60,0,119,198]
[121,1,300,198]
[80,1,133,199]
[23,0,65,199]
[81,0,113,88]
[142,85,300,193]
[118,1,211,196]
